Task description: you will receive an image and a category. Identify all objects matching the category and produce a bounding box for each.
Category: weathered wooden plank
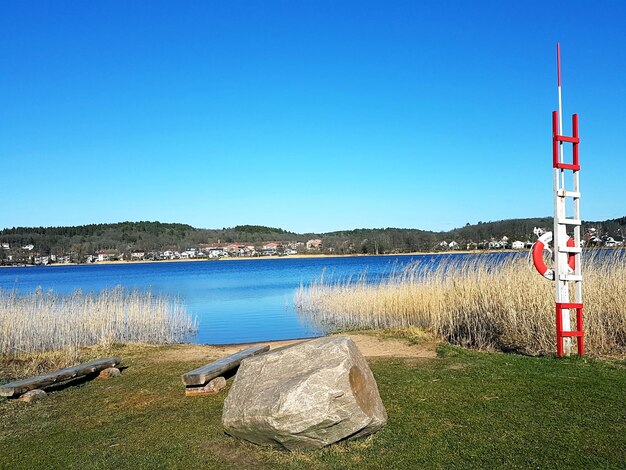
[182,345,269,386]
[0,357,121,398]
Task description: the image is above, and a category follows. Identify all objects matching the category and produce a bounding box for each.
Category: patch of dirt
[150,344,225,364]
[153,334,437,364]
[343,334,437,359]
[202,440,268,469]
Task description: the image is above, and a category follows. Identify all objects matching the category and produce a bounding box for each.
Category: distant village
[0,239,323,266]
[439,227,623,251]
[0,227,623,266]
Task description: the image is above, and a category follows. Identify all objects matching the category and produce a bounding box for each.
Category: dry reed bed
[0,287,197,360]
[296,253,626,356]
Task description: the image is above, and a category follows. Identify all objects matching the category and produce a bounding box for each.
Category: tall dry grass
[296,252,626,356]
[0,287,197,361]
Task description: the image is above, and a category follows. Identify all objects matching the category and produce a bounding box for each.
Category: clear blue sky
[1,1,625,233]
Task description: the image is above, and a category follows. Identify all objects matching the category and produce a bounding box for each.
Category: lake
[2,249,621,346]
[0,253,511,344]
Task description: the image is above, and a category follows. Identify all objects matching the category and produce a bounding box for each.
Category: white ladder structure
[552,43,584,357]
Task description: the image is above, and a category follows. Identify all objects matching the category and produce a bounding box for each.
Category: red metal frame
[555,303,584,357]
[552,111,580,170]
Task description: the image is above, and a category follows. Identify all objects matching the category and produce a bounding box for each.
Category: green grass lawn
[1,340,625,469]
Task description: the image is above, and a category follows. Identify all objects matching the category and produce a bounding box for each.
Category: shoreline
[5,246,621,269]
[0,249,524,268]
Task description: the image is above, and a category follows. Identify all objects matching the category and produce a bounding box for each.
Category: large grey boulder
[222,336,387,450]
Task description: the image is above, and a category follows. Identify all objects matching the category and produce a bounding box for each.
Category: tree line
[1,216,624,262]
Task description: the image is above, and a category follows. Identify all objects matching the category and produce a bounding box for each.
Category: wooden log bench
[182,345,269,396]
[0,357,122,400]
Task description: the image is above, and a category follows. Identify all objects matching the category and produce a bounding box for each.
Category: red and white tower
[532,44,584,356]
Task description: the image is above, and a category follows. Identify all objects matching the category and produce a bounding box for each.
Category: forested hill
[0,222,195,255]
[0,221,194,241]
[583,216,626,236]
[0,222,302,256]
[0,216,624,259]
[447,217,554,242]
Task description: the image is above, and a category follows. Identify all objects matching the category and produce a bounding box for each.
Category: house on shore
[306,239,322,250]
[96,250,119,262]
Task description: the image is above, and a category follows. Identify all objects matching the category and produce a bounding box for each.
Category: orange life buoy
[532,231,576,280]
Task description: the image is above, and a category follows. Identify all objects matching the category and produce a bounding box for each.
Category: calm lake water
[0,253,505,344]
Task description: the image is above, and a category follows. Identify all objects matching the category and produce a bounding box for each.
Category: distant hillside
[582,216,626,237]
[447,217,554,242]
[0,222,196,256]
[222,225,302,243]
[322,218,558,255]
[323,227,437,254]
[0,215,624,263]
[0,222,304,256]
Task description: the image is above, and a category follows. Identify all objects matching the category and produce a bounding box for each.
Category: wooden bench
[182,345,269,396]
[0,357,122,399]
